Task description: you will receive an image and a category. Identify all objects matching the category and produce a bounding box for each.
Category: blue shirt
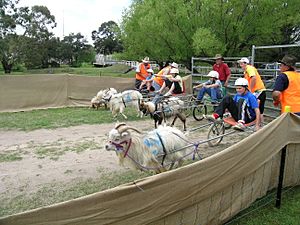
[233,91,258,118]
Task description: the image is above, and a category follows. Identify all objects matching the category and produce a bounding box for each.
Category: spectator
[272,55,300,116]
[152,62,171,91]
[139,69,155,92]
[238,57,266,124]
[206,78,261,131]
[193,71,223,104]
[135,57,151,89]
[158,68,183,96]
[213,54,231,87]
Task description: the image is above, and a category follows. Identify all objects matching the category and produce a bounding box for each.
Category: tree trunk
[1,60,13,74]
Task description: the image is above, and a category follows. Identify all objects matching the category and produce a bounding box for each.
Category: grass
[0,151,23,163]
[0,169,153,217]
[0,64,136,78]
[0,107,147,131]
[227,186,300,225]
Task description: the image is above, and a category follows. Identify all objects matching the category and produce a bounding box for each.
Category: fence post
[275,145,287,208]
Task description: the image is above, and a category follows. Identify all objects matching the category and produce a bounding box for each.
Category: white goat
[90,88,117,109]
[105,123,188,173]
[105,90,143,119]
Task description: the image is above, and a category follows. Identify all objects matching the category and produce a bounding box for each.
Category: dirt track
[0,118,246,203]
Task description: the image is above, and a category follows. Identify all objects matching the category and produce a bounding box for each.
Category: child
[206,78,261,131]
[139,69,155,92]
[193,70,223,104]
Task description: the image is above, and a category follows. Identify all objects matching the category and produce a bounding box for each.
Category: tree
[120,0,300,68]
[61,33,93,67]
[0,2,57,72]
[92,21,123,55]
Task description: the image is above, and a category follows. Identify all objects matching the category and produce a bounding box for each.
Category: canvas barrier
[0,74,193,112]
[0,113,299,225]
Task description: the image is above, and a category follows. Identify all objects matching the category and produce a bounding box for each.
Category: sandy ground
[0,118,247,201]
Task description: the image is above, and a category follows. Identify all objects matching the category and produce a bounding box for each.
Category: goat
[140,96,187,131]
[90,88,117,110]
[105,123,188,173]
[105,90,143,119]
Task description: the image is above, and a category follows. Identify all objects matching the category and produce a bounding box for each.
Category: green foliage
[92,21,123,54]
[120,0,300,66]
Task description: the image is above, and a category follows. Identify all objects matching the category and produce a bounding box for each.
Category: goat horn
[118,125,142,134]
[115,123,127,130]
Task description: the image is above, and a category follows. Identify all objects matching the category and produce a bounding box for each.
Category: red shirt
[213,63,231,81]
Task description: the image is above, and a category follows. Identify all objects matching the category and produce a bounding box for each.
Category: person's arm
[254,108,261,131]
[158,82,166,94]
[249,76,256,92]
[224,64,231,87]
[193,83,203,89]
[272,73,289,106]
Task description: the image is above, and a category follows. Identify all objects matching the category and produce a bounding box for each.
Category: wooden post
[276,145,287,208]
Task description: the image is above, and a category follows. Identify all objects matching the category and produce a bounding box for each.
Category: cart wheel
[207,122,225,146]
[192,104,207,121]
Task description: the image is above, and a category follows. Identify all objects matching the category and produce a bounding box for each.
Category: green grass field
[0,107,146,131]
[0,64,136,78]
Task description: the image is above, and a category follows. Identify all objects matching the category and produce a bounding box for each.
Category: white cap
[207,71,219,79]
[234,78,248,86]
[238,57,250,64]
[171,62,178,68]
[170,68,179,74]
[146,69,154,73]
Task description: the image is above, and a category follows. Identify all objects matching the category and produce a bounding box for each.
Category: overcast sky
[18,0,132,43]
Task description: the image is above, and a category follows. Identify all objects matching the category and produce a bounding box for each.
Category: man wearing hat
[238,57,266,123]
[135,57,151,89]
[273,55,300,115]
[213,54,231,87]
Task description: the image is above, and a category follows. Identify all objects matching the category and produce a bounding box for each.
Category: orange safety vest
[154,66,170,86]
[280,71,300,113]
[135,63,150,81]
[244,65,266,93]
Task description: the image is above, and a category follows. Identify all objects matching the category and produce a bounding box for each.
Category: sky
[18,0,132,43]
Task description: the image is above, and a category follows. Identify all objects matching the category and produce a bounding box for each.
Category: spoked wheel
[192,104,207,121]
[207,122,225,146]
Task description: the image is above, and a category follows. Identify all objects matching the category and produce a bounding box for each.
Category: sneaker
[195,100,204,105]
[233,122,246,131]
[205,113,222,123]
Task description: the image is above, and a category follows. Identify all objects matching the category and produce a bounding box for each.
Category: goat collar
[111,138,132,158]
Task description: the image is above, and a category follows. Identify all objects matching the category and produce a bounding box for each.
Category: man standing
[238,57,266,123]
[135,57,151,89]
[272,55,300,116]
[213,54,231,87]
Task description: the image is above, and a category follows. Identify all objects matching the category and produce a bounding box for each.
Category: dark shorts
[165,80,183,94]
[257,91,266,114]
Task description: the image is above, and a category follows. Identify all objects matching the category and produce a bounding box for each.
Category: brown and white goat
[140,97,187,131]
[105,123,188,173]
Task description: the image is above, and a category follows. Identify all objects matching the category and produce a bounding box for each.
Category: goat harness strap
[111,139,132,158]
[121,97,127,107]
[156,132,167,166]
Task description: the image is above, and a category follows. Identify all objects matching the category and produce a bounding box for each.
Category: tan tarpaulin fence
[0,74,193,112]
[0,113,299,225]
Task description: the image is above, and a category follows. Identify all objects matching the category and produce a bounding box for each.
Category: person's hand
[224,81,228,87]
[255,125,260,132]
[273,100,280,107]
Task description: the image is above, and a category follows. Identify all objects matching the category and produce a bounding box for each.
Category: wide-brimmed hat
[171,62,179,68]
[207,71,219,79]
[237,57,250,64]
[278,55,297,67]
[214,54,224,60]
[142,57,150,63]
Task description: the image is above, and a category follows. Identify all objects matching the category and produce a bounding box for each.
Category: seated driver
[206,78,261,131]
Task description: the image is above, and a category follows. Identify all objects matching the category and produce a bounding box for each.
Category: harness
[111,138,132,158]
[155,132,167,166]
